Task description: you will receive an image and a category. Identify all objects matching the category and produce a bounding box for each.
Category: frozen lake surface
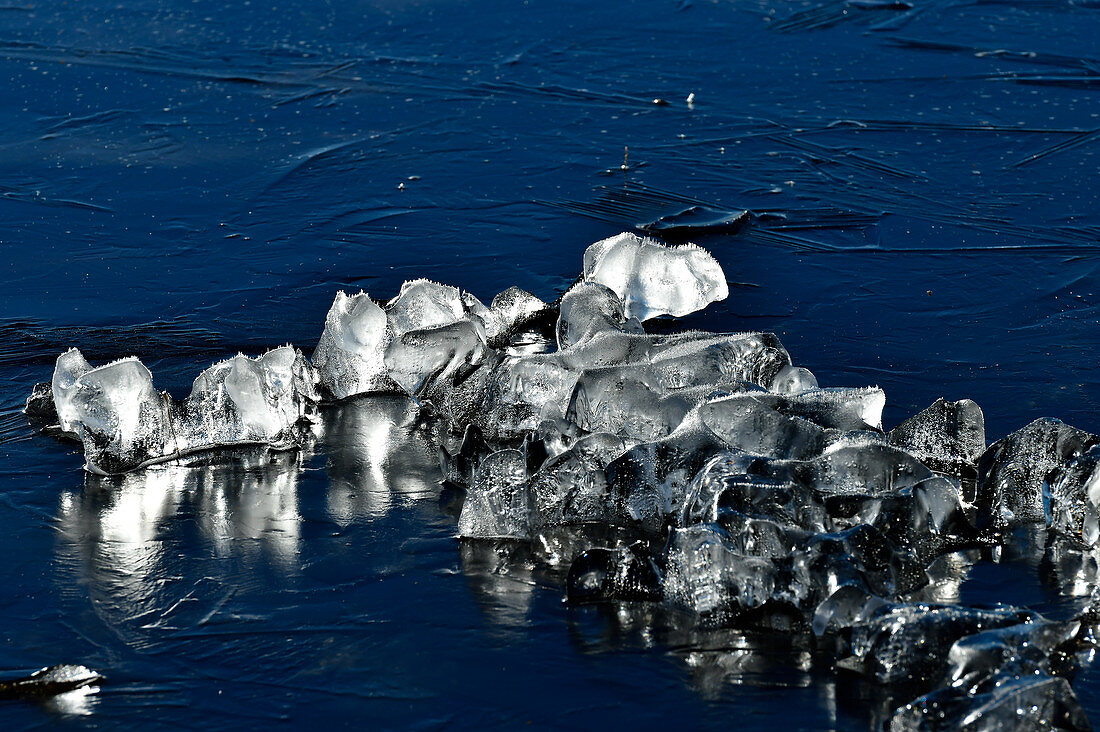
[2,0,1100,728]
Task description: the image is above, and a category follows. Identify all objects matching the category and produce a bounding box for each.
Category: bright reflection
[54,447,305,640]
[321,395,443,524]
[459,539,535,630]
[45,685,100,717]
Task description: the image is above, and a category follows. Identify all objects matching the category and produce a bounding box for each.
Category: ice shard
[313,291,398,399]
[582,232,728,321]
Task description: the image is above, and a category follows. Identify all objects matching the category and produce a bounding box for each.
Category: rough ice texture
[582,232,729,321]
[977,417,1099,528]
[50,347,318,474]
[182,346,318,449]
[1048,444,1100,547]
[480,286,551,347]
[384,319,493,400]
[313,291,399,399]
[56,355,175,474]
[457,449,530,539]
[385,278,467,336]
[32,233,1100,732]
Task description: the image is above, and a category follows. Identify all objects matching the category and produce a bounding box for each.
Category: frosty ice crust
[27,232,1100,730]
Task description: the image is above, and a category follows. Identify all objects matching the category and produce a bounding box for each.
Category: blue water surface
[2,0,1100,729]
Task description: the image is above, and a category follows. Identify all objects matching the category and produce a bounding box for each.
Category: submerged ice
[26,232,1100,729]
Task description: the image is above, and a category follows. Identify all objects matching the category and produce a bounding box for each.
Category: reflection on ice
[55,448,305,642]
[46,685,99,717]
[459,540,537,631]
[319,395,443,523]
[63,449,305,568]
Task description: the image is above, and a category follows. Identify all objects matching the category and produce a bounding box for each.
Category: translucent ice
[478,353,581,442]
[663,523,779,619]
[698,394,831,460]
[183,346,318,449]
[809,442,935,497]
[745,386,887,432]
[567,368,696,442]
[62,356,175,474]
[313,291,397,399]
[679,450,829,531]
[556,281,642,349]
[647,331,792,392]
[476,286,552,347]
[977,417,1099,528]
[842,603,1038,685]
[51,347,93,433]
[50,346,318,474]
[769,364,819,395]
[605,411,729,531]
[384,319,494,400]
[566,543,662,604]
[385,278,466,336]
[889,398,986,495]
[528,432,629,528]
[457,448,530,539]
[891,673,1090,732]
[582,232,728,321]
[1048,444,1100,547]
[823,476,975,563]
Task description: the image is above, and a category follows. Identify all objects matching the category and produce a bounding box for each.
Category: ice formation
[582,232,729,320]
[35,346,317,474]
[24,231,1100,729]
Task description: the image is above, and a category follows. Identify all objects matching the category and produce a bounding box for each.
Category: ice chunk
[55,346,318,474]
[812,586,888,636]
[1048,444,1100,547]
[823,476,976,563]
[0,664,103,699]
[475,286,552,347]
[892,673,1089,732]
[65,357,176,474]
[23,381,57,426]
[679,451,829,531]
[556,281,641,349]
[794,523,928,602]
[558,329,654,371]
[890,397,986,465]
[528,432,629,528]
[769,364,819,395]
[582,232,728,321]
[383,319,493,400]
[605,411,729,531]
[747,387,887,432]
[567,368,699,442]
[663,523,779,619]
[480,354,581,442]
[385,278,466,336]
[566,543,662,603]
[977,418,1099,528]
[945,620,1080,694]
[809,442,935,497]
[699,394,830,460]
[183,346,317,449]
[51,347,92,433]
[842,603,1038,685]
[457,449,530,539]
[648,331,791,391]
[889,398,985,494]
[313,291,397,399]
